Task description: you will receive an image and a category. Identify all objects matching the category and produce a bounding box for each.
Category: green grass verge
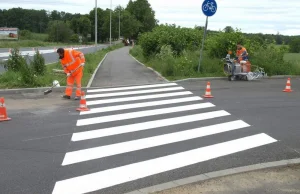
[0,43,124,89]
[130,45,300,80]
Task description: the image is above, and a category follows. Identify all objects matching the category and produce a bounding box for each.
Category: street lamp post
[110,0,112,46]
[119,7,120,40]
[95,0,97,50]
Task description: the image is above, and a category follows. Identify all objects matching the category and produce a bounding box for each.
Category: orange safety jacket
[60,49,85,75]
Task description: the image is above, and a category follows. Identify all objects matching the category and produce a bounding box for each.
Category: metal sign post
[197,0,217,72]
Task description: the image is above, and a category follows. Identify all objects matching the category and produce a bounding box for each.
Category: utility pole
[95,0,97,50]
[110,0,112,46]
[119,7,120,40]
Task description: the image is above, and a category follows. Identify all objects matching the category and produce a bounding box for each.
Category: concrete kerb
[125,158,300,194]
[86,52,109,87]
[129,53,169,82]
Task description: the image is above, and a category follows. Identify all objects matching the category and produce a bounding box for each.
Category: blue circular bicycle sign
[202,0,217,17]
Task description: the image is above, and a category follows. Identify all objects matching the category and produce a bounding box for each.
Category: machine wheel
[228,75,235,81]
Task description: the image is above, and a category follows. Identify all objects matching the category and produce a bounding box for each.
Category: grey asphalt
[0,92,80,194]
[0,44,108,73]
[49,78,299,194]
[90,46,165,87]
[1,48,300,194]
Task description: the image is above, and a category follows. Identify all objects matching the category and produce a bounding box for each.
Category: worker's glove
[67,73,71,77]
[81,63,85,67]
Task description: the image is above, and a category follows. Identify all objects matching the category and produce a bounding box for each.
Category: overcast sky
[1,0,299,36]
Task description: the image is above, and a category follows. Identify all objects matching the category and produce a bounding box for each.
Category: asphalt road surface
[91,47,165,87]
[0,44,109,73]
[1,47,299,194]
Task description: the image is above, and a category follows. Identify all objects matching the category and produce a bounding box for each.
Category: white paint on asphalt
[0,46,91,58]
[86,91,194,106]
[87,83,178,93]
[76,103,215,126]
[63,120,251,165]
[52,133,277,194]
[85,86,185,99]
[72,110,230,141]
[80,96,202,115]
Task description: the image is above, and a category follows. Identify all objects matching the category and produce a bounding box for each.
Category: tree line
[0,0,158,43]
[0,0,299,51]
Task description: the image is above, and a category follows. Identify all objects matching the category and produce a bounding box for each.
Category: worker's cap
[57,48,64,54]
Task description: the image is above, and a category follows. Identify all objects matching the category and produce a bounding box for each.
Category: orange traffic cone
[283,78,293,92]
[76,91,90,111]
[0,97,11,122]
[203,82,214,98]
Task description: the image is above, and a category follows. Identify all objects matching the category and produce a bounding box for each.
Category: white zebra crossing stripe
[80,96,202,115]
[72,110,231,141]
[52,133,277,194]
[62,120,250,166]
[87,83,178,93]
[85,86,185,99]
[76,103,215,126]
[86,91,194,106]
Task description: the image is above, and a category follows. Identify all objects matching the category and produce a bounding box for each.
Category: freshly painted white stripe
[85,86,184,99]
[72,110,230,141]
[80,96,202,115]
[76,103,215,126]
[87,83,178,93]
[53,133,277,194]
[86,91,194,106]
[63,120,250,165]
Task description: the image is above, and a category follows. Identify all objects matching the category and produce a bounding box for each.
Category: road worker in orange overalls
[235,43,251,72]
[57,48,85,100]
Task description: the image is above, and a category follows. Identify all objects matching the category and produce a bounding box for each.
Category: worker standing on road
[57,48,85,100]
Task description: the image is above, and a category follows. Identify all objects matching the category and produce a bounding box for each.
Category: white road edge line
[80,96,202,115]
[63,120,251,165]
[87,83,178,93]
[52,133,277,194]
[72,110,230,141]
[86,91,195,106]
[85,86,185,99]
[76,102,215,126]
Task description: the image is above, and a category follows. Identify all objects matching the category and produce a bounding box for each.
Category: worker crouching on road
[57,48,85,100]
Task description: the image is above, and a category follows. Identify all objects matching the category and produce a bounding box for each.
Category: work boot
[74,96,81,100]
[62,95,71,99]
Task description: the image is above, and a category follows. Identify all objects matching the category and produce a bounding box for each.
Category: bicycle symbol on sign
[203,1,216,13]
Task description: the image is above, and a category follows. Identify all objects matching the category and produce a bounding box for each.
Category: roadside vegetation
[130,25,300,80]
[0,43,123,89]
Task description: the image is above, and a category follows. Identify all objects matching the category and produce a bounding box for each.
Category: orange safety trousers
[65,69,82,97]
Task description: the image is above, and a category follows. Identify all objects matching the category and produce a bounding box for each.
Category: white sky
[1,0,300,35]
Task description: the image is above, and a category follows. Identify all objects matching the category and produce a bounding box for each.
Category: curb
[125,158,300,194]
[129,53,169,82]
[86,52,109,88]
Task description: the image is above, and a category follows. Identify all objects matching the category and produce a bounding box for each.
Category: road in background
[0,44,109,73]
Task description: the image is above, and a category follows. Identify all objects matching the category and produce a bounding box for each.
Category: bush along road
[0,43,124,89]
[130,25,300,81]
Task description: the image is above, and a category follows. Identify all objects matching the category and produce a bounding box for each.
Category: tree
[126,0,157,38]
[289,37,300,53]
[47,20,73,42]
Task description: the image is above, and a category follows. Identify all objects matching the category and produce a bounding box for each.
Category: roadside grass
[130,45,300,80]
[0,43,124,89]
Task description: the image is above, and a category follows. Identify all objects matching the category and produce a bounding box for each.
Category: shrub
[3,48,27,72]
[138,24,203,58]
[30,49,46,75]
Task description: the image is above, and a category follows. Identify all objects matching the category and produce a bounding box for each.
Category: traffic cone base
[283,78,292,92]
[0,97,11,122]
[76,91,90,112]
[203,82,214,98]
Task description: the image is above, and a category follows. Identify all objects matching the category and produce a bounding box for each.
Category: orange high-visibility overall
[60,49,85,97]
